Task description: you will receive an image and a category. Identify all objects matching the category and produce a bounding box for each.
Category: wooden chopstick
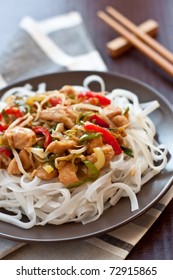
[107,19,159,58]
[106,6,173,64]
[97,10,173,77]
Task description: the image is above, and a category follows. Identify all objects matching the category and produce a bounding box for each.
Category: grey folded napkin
[0,11,172,260]
[0,12,106,88]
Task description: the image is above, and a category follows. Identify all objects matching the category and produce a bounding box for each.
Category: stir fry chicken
[58,162,80,186]
[4,127,37,149]
[40,105,77,129]
[46,139,77,155]
[0,85,131,187]
[7,150,31,175]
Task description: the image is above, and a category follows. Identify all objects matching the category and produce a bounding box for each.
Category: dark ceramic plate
[0,71,173,242]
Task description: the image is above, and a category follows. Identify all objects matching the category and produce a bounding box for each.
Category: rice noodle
[12,149,31,179]
[72,103,103,113]
[69,146,87,154]
[0,84,34,102]
[0,75,168,228]
[6,113,31,130]
[83,75,105,92]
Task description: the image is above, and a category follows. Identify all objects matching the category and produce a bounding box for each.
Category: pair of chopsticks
[98,7,173,77]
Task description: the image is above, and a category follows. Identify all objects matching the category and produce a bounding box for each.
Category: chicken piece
[104,107,122,119]
[19,150,31,170]
[35,166,58,180]
[86,136,103,155]
[101,144,114,166]
[39,105,77,129]
[116,135,124,145]
[0,154,11,169]
[112,115,129,127]
[46,139,76,155]
[4,126,37,150]
[86,153,97,164]
[86,144,114,167]
[7,158,21,175]
[60,85,77,98]
[58,162,79,186]
[7,150,32,175]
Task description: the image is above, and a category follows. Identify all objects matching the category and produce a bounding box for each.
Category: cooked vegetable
[79,132,101,143]
[26,95,46,106]
[5,106,23,118]
[89,114,109,127]
[66,160,100,188]
[0,146,11,157]
[0,81,130,187]
[78,91,111,106]
[49,97,61,106]
[121,146,134,158]
[93,147,105,170]
[0,123,8,132]
[43,162,54,173]
[84,122,122,155]
[32,126,52,149]
[83,160,100,179]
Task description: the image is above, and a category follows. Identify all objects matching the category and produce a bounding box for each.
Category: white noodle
[6,113,31,130]
[83,75,105,92]
[69,146,87,154]
[33,101,41,121]
[37,83,46,93]
[72,103,103,113]
[12,149,31,179]
[0,84,34,102]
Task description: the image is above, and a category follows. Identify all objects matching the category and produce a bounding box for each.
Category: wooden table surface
[0,0,173,260]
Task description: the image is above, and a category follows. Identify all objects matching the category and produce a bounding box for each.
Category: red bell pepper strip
[49,97,61,106]
[5,107,23,118]
[84,122,122,155]
[0,146,11,157]
[0,123,8,132]
[89,114,109,128]
[32,126,52,149]
[78,91,111,106]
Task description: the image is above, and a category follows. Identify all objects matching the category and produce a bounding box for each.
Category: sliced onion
[93,147,105,170]
[72,103,102,113]
[69,146,87,154]
[26,147,49,159]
